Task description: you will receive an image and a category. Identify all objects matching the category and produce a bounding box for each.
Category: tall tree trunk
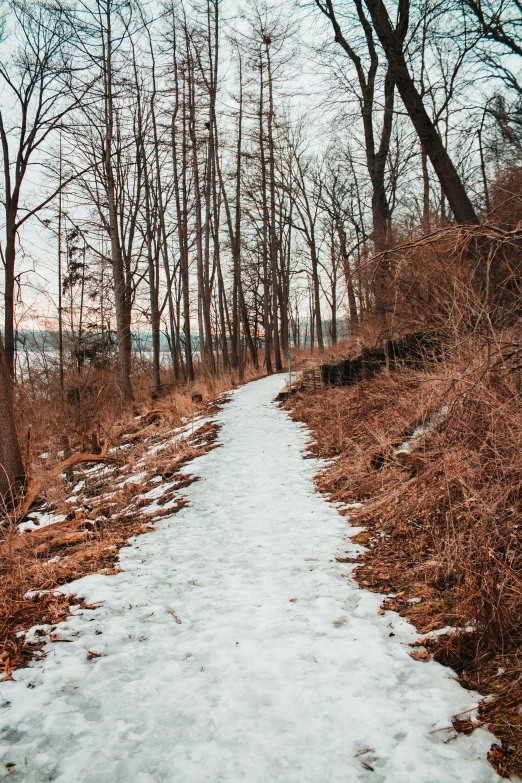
[310,240,324,351]
[187,55,209,376]
[0,332,25,505]
[133,44,161,395]
[104,7,133,402]
[259,57,273,374]
[171,35,194,382]
[145,19,179,385]
[279,216,291,353]
[292,153,324,350]
[335,220,358,328]
[58,137,64,393]
[3,224,16,376]
[421,146,430,229]
[145,176,161,394]
[478,116,490,214]
[329,238,338,344]
[363,0,479,225]
[265,39,283,371]
[309,287,315,352]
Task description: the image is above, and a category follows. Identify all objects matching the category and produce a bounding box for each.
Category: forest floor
[0,374,503,782]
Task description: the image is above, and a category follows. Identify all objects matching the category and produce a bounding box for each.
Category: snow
[18,511,67,533]
[23,589,63,600]
[394,406,449,456]
[142,480,176,500]
[118,470,148,487]
[145,415,211,456]
[16,410,209,534]
[0,375,500,782]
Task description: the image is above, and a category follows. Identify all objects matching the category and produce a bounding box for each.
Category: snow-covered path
[0,375,499,782]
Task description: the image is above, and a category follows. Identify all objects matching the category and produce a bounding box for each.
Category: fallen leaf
[452,717,480,735]
[168,611,182,624]
[488,744,505,763]
[289,598,297,603]
[410,650,430,661]
[487,743,512,776]
[86,650,102,660]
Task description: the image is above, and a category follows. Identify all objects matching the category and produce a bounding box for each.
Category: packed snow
[0,375,499,782]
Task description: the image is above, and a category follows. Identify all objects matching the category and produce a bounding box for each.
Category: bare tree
[59,0,137,401]
[361,0,479,224]
[0,1,79,375]
[291,148,325,350]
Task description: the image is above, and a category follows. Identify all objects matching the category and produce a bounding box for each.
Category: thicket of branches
[2,0,522,501]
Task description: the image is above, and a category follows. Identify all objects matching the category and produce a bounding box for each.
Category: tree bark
[259,56,273,374]
[363,0,479,225]
[104,6,133,402]
[0,332,25,506]
[336,219,359,329]
[265,37,283,372]
[3,227,16,376]
[171,28,194,382]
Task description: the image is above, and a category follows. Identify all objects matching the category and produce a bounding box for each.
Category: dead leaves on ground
[409,649,430,662]
[488,743,513,778]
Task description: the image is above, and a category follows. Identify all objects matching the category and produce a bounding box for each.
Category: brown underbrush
[287,340,522,778]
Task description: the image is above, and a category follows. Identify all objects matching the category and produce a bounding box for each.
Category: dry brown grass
[287,336,522,777]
